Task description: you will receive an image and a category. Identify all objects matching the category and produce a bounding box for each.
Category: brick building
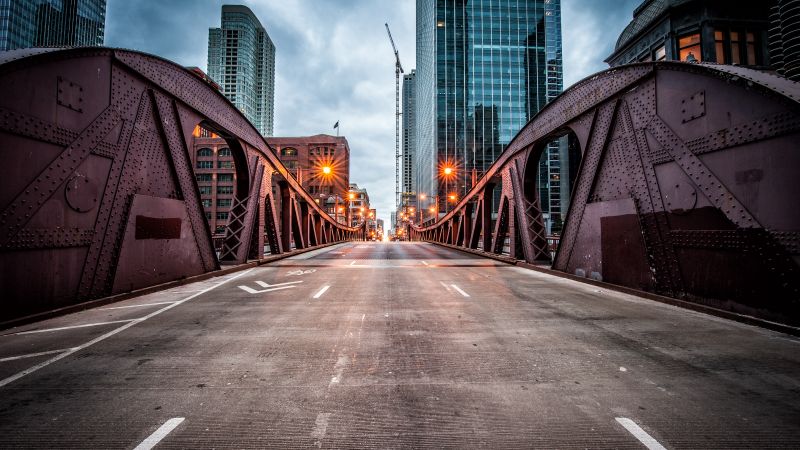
[189,129,352,234]
[265,135,351,224]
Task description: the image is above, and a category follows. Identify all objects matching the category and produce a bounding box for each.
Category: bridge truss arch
[0,47,365,322]
[412,61,800,325]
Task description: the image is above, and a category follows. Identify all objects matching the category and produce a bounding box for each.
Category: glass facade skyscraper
[401,69,417,214]
[0,0,106,51]
[415,0,563,224]
[208,5,275,137]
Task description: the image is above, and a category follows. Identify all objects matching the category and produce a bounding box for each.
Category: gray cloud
[106,0,639,223]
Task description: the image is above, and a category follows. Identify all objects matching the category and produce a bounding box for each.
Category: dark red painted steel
[412,61,800,326]
[0,48,365,322]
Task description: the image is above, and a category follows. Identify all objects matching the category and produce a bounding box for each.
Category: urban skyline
[103,0,643,223]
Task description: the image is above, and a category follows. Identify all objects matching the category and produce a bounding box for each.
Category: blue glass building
[415,0,563,225]
[0,0,106,51]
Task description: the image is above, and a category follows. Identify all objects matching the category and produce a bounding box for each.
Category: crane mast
[385,23,404,226]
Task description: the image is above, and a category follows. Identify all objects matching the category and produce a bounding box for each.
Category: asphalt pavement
[0,241,798,449]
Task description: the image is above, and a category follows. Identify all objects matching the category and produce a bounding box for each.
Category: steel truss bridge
[0,48,365,324]
[0,48,798,327]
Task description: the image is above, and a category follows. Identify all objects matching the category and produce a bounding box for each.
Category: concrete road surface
[0,242,798,448]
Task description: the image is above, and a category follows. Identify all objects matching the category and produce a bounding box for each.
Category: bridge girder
[412,62,800,326]
[0,48,366,323]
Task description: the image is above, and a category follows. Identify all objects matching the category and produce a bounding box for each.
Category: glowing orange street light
[429,206,436,213]
[443,167,453,176]
[360,207,365,213]
[448,194,456,202]
[321,165,332,175]
[420,193,426,200]
[348,193,355,200]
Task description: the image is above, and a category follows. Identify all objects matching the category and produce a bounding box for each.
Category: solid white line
[451,284,470,297]
[313,285,331,299]
[11,319,139,335]
[0,268,254,389]
[134,417,185,450]
[615,417,667,450]
[100,301,177,311]
[0,348,79,362]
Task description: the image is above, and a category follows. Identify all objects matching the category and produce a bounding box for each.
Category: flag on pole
[333,121,339,129]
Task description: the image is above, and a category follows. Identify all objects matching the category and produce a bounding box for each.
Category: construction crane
[385,23,404,221]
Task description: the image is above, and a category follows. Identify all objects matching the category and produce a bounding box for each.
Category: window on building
[218,148,232,156]
[654,46,666,61]
[218,174,234,183]
[196,174,212,182]
[714,30,726,64]
[284,160,297,169]
[678,33,701,62]
[217,199,232,207]
[202,199,212,208]
[197,148,213,157]
[216,212,228,220]
[199,186,212,195]
[205,212,212,220]
[217,186,234,194]
[197,161,213,169]
[218,161,233,169]
[746,32,756,65]
[731,31,741,64]
[281,147,298,156]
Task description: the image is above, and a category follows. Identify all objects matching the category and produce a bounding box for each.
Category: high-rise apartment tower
[208,5,275,136]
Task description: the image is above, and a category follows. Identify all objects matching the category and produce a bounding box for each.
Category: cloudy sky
[106,0,641,223]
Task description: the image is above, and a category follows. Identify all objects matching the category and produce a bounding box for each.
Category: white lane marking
[100,301,177,310]
[287,269,316,276]
[451,284,470,297]
[439,281,452,293]
[238,280,303,294]
[421,260,429,266]
[134,417,185,450]
[329,354,349,387]
[313,285,330,299]
[0,268,254,389]
[615,417,667,450]
[0,348,79,362]
[238,285,297,294]
[349,260,356,266]
[310,412,331,440]
[10,319,139,336]
[255,280,304,288]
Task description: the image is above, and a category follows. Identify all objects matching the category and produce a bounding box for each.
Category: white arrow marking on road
[238,280,303,294]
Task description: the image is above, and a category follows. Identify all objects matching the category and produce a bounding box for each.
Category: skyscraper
[0,0,106,51]
[207,5,275,136]
[415,0,563,224]
[401,70,417,219]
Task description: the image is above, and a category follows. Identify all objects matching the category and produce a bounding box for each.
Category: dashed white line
[134,417,185,450]
[439,281,452,292]
[421,260,429,266]
[0,348,79,362]
[310,412,331,441]
[615,417,667,450]
[349,260,356,266]
[451,284,470,297]
[313,285,331,299]
[329,354,349,387]
[0,268,254,389]
[100,301,177,311]
[9,319,140,336]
